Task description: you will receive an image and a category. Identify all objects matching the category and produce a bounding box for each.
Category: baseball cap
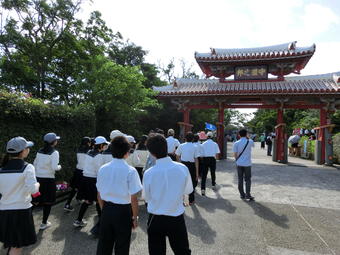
[207,131,213,138]
[94,136,109,145]
[6,137,34,153]
[110,130,124,140]
[44,133,60,143]
[126,135,136,143]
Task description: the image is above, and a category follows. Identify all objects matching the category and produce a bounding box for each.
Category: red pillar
[275,109,285,162]
[183,108,191,134]
[216,107,224,159]
[319,108,327,164]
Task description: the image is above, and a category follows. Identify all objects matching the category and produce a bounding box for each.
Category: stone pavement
[2,142,340,255]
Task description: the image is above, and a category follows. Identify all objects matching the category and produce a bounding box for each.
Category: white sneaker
[73,220,87,227]
[39,221,52,230]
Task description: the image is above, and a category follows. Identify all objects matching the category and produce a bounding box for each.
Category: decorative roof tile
[195,41,315,61]
[153,72,340,97]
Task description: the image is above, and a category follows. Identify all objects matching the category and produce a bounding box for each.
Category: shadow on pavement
[245,201,289,229]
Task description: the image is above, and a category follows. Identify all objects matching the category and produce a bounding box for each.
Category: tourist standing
[259,134,265,149]
[143,134,193,255]
[33,132,61,230]
[0,137,39,255]
[176,132,200,205]
[265,133,273,156]
[74,136,108,228]
[96,136,142,255]
[166,129,180,161]
[232,129,255,201]
[200,132,220,195]
[64,137,91,211]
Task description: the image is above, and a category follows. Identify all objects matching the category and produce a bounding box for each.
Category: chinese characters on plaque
[234,66,268,80]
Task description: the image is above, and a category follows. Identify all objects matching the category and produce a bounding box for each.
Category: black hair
[146,134,168,159]
[41,141,55,154]
[94,143,106,151]
[111,136,130,158]
[155,128,164,135]
[1,152,22,167]
[193,134,199,143]
[239,129,247,137]
[185,132,194,142]
[78,137,91,153]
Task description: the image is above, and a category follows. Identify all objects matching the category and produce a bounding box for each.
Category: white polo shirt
[175,142,200,162]
[232,137,255,167]
[166,136,180,154]
[143,157,193,216]
[96,158,142,204]
[201,139,220,158]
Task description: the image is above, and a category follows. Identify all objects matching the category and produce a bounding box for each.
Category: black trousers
[200,157,216,190]
[181,161,197,203]
[97,202,132,255]
[147,214,191,255]
[237,166,252,197]
[267,143,272,156]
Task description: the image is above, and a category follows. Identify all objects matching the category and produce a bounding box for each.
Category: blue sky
[81,0,340,77]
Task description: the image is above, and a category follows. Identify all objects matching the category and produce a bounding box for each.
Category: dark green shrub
[0,90,95,182]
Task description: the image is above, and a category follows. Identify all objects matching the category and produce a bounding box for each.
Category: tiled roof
[154,72,340,97]
[195,41,315,61]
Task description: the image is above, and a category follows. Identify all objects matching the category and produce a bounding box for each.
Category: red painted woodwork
[319,109,327,164]
[275,109,285,162]
[217,107,224,159]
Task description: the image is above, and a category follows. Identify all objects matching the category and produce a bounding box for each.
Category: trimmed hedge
[333,133,340,164]
[0,90,95,182]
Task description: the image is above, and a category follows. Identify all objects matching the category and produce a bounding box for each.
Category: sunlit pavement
[3,142,340,255]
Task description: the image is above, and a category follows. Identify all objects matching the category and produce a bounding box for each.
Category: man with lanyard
[232,129,255,201]
[166,129,180,161]
[143,134,193,255]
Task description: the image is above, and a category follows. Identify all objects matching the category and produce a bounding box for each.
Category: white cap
[94,136,109,145]
[110,130,124,140]
[126,135,136,143]
[6,137,34,153]
[207,131,213,138]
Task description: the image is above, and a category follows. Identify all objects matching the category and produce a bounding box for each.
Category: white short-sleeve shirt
[201,139,220,158]
[175,142,200,162]
[96,158,142,204]
[166,136,180,154]
[143,157,193,216]
[232,137,255,167]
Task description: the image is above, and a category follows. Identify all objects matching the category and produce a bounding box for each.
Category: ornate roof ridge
[195,41,315,59]
[286,71,340,81]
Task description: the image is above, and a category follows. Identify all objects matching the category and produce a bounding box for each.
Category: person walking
[134,135,149,182]
[96,136,142,255]
[73,136,108,229]
[175,132,199,205]
[266,133,274,156]
[0,137,40,255]
[143,134,193,255]
[166,129,180,161]
[33,132,61,230]
[232,129,255,201]
[102,130,125,165]
[64,137,91,211]
[200,132,220,195]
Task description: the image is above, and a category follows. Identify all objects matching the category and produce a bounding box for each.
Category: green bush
[0,90,95,182]
[333,133,340,164]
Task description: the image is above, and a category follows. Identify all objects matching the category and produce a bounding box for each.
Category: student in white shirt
[96,136,142,255]
[0,137,39,255]
[200,132,220,195]
[102,130,125,165]
[175,132,199,205]
[74,136,108,228]
[125,135,141,167]
[64,137,91,212]
[232,129,255,201]
[134,135,149,181]
[193,134,203,178]
[33,132,61,230]
[166,129,180,161]
[143,134,193,255]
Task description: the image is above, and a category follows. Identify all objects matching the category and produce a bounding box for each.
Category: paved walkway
[2,142,340,255]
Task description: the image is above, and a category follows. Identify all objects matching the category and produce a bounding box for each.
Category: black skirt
[70,169,83,190]
[0,208,37,248]
[80,176,97,202]
[32,177,56,204]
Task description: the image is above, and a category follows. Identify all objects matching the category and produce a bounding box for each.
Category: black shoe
[245,195,255,201]
[240,195,246,200]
